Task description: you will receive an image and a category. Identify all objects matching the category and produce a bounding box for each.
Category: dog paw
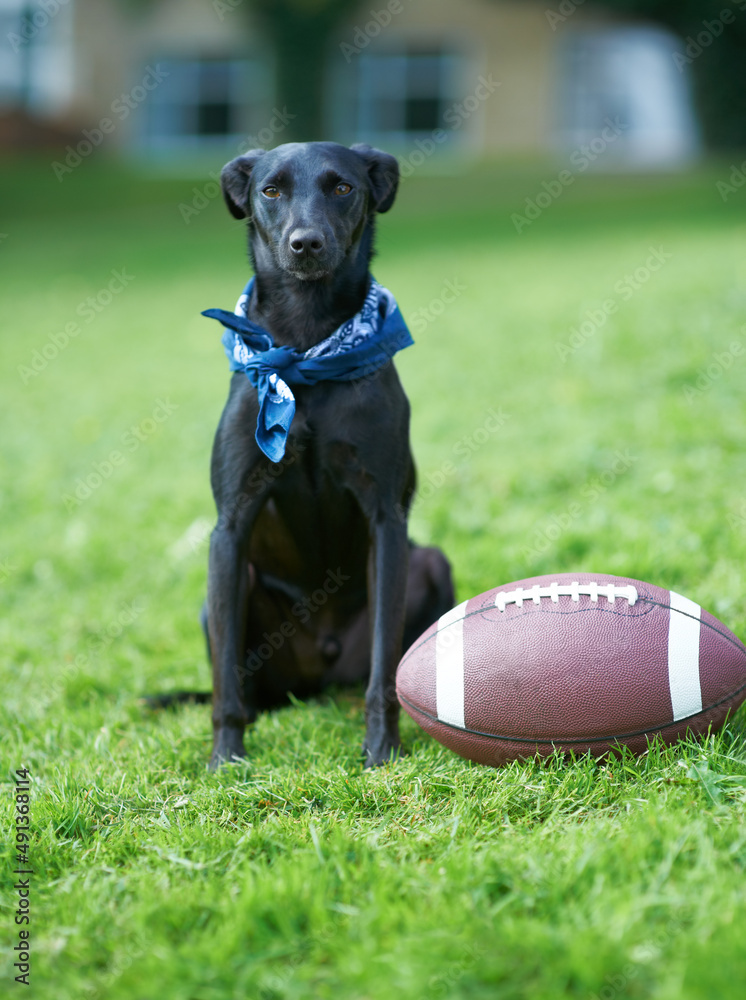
[209,728,247,770]
[361,739,404,769]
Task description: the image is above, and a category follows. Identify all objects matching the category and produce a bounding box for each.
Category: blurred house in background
[0,0,698,168]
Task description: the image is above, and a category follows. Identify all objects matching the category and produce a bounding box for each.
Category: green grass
[2,154,746,998]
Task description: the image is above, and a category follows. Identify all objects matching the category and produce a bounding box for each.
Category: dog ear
[220,150,266,219]
[351,143,400,214]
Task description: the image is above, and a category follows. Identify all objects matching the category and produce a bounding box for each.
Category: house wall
[3,0,698,166]
[131,0,254,57]
[65,0,263,141]
[40,0,559,154]
[337,0,558,154]
[68,0,129,123]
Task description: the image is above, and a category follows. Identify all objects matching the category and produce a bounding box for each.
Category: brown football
[396,572,746,766]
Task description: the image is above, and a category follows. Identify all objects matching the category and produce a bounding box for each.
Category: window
[142,56,270,152]
[0,0,75,116]
[558,27,699,167]
[0,1,27,103]
[332,43,469,149]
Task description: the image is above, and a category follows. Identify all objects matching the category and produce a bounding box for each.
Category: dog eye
[334,183,352,196]
[262,186,281,199]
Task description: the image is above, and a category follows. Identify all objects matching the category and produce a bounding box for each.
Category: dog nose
[289,229,325,256]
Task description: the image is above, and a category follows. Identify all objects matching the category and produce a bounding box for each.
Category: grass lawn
[2,153,746,999]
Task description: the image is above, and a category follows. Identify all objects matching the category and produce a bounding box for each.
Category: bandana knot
[202,278,413,462]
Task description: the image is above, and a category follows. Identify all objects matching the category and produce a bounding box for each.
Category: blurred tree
[600,0,746,148]
[249,0,361,142]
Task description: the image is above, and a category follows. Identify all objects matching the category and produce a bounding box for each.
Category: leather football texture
[396,572,746,766]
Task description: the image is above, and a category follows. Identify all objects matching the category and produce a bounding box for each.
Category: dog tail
[140,690,212,709]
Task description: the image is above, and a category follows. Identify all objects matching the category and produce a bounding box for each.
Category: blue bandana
[202,278,414,462]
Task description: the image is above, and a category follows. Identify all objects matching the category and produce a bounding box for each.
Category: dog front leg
[363,515,409,767]
[207,522,255,768]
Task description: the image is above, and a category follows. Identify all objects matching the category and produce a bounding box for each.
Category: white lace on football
[494,581,638,611]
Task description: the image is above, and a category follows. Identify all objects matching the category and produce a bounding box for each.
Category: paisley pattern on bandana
[202,278,413,463]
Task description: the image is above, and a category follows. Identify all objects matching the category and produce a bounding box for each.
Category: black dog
[204,141,454,769]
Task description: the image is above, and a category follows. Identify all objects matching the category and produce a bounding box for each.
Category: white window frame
[0,0,75,115]
[557,25,700,168]
[329,36,474,152]
[141,54,271,154]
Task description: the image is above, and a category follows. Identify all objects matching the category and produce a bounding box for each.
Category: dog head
[220,141,399,281]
